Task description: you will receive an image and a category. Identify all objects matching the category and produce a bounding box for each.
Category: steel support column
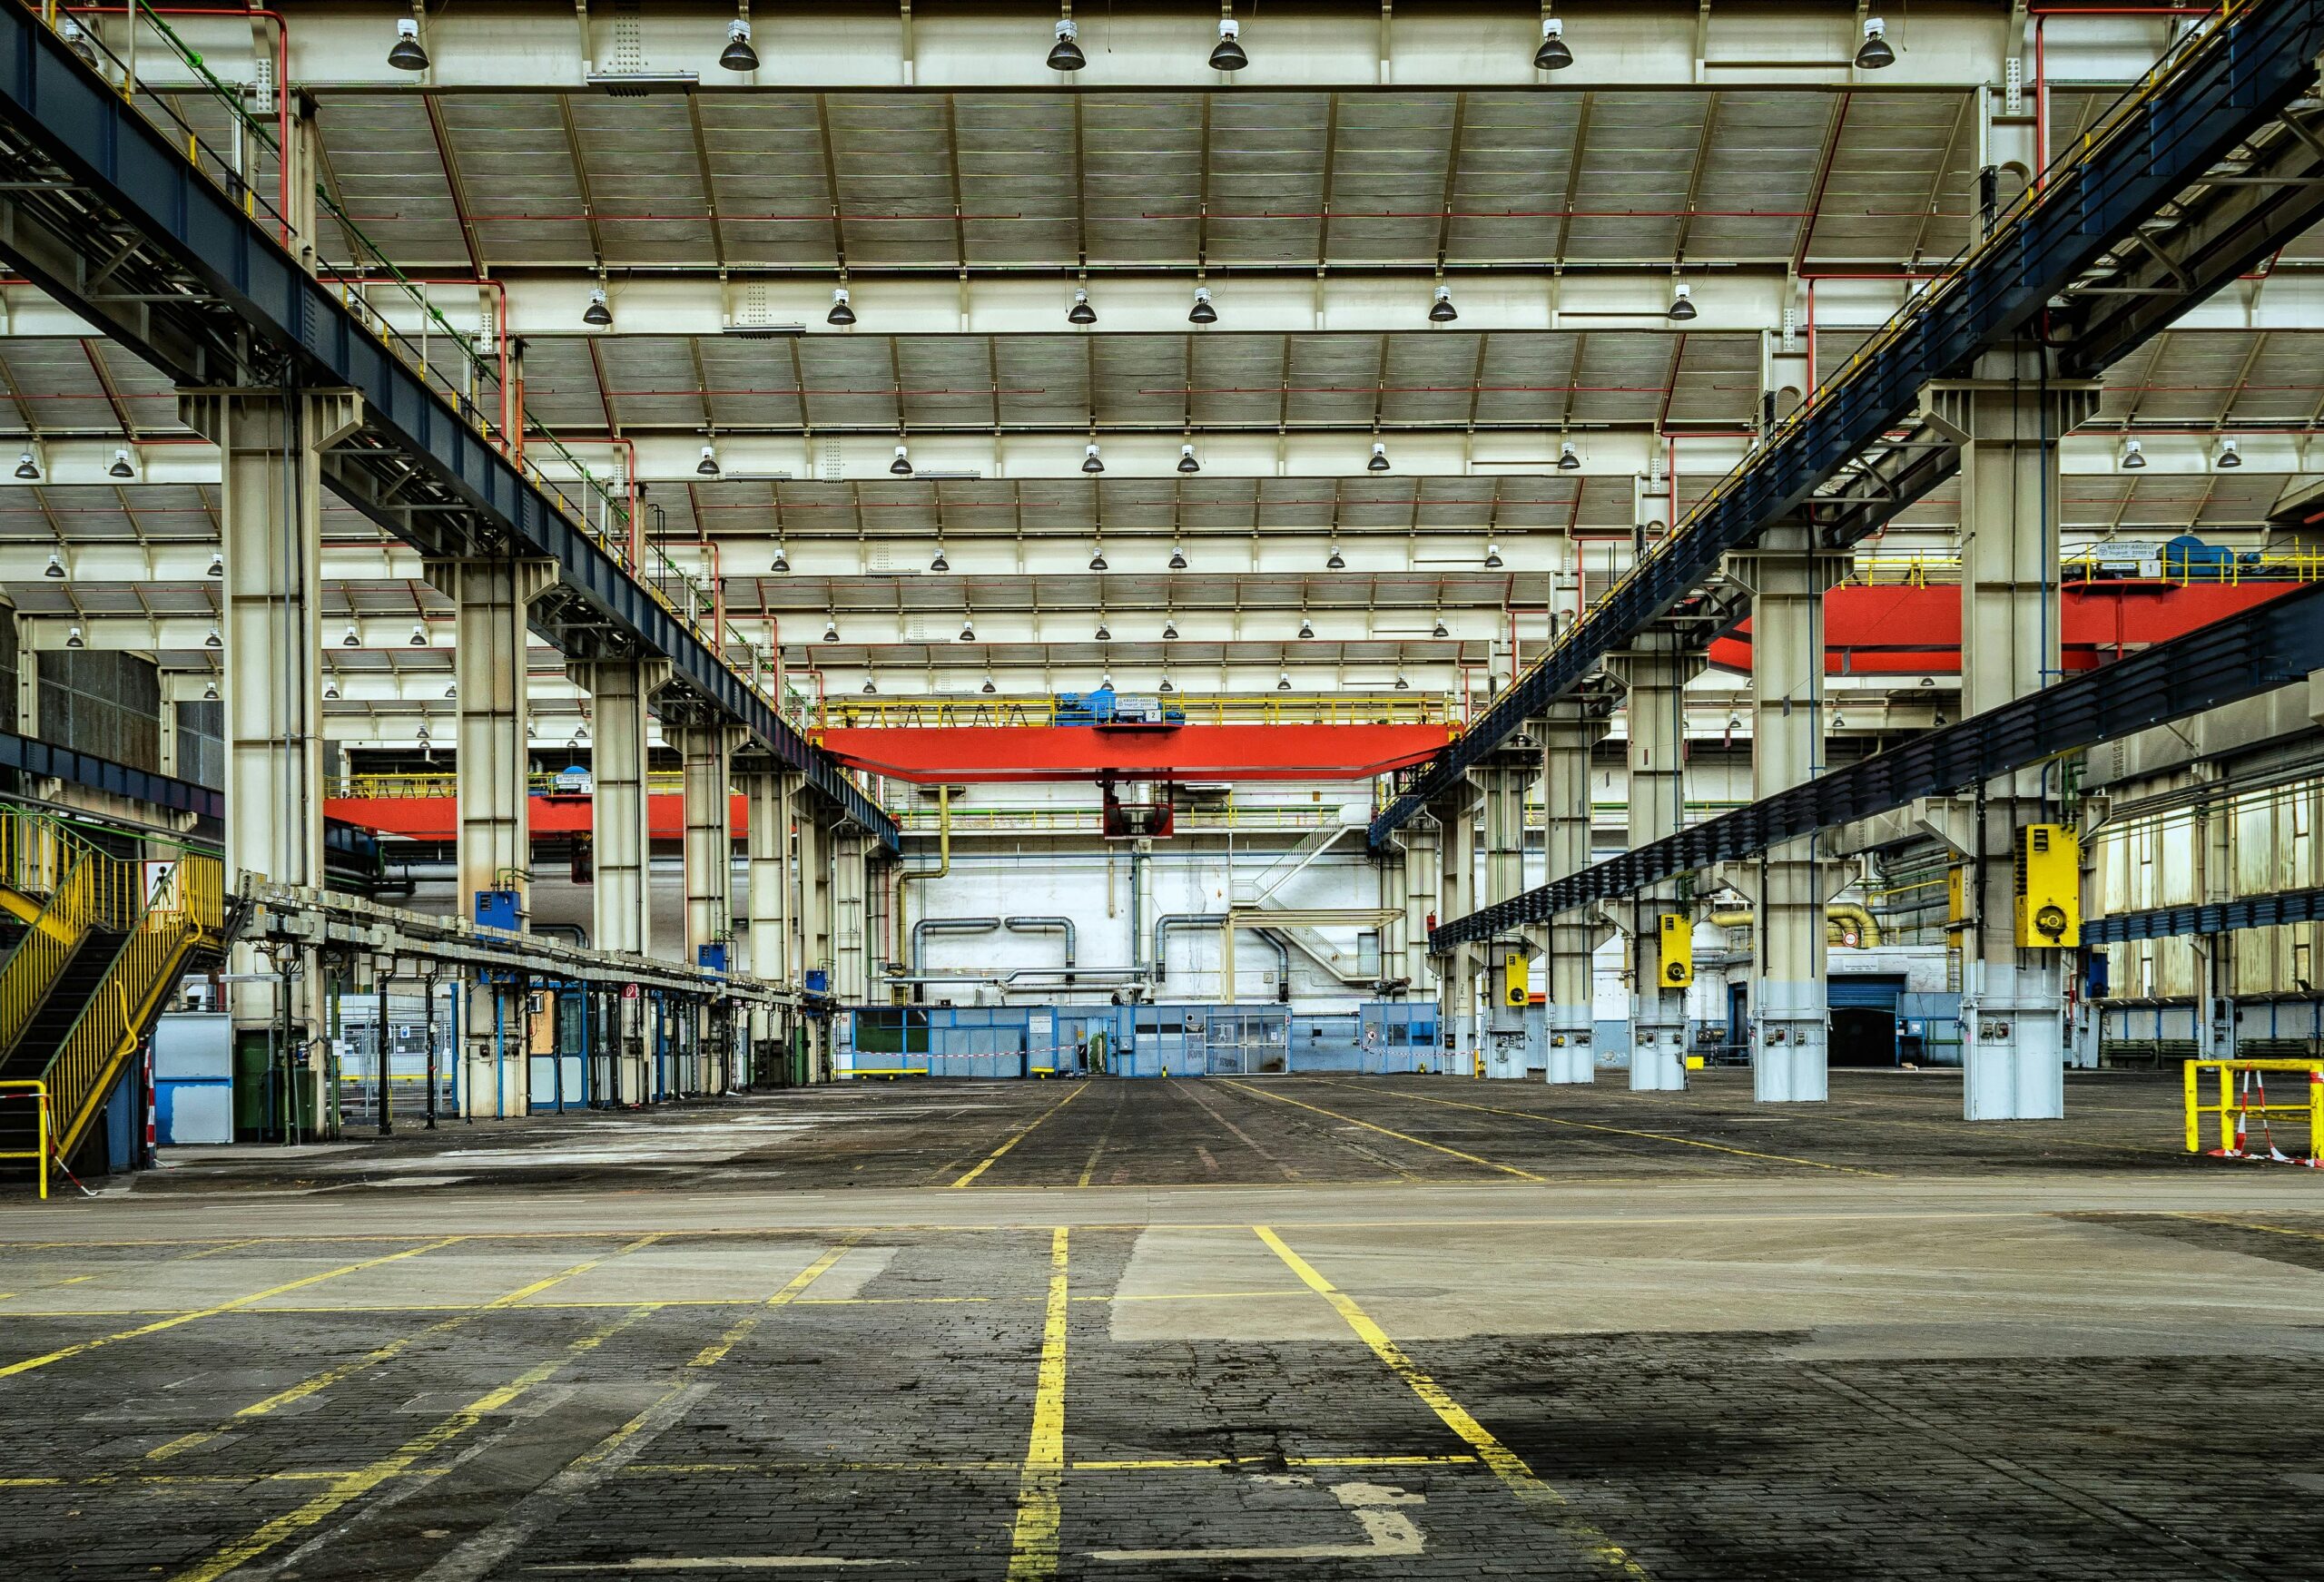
[1478,748,1540,1080]
[1926,349,2099,1120]
[1541,702,1608,1085]
[1430,790,1480,1075]
[427,556,556,1118]
[1609,633,1702,1091]
[182,387,359,1135]
[832,827,871,1005]
[568,656,667,1104]
[742,762,800,1069]
[1728,523,1850,1103]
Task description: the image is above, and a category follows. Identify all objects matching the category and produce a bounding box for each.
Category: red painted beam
[812,722,1455,784]
[1708,580,2304,675]
[326,791,744,841]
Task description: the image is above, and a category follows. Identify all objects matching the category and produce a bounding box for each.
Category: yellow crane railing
[0,831,140,1056]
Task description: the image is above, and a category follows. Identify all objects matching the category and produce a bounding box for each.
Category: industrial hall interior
[1,1,2323,1578]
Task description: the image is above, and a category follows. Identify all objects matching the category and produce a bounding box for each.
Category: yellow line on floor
[1003,1226,1069,1581]
[687,1235,862,1369]
[165,1304,655,1582]
[145,1235,665,1462]
[1304,1077,1893,1178]
[1255,1225,1651,1579]
[1221,1079,1545,1181]
[953,1085,1090,1187]
[0,1238,465,1381]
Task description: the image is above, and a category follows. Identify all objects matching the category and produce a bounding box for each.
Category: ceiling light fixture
[1484,542,1504,569]
[416,722,431,743]
[1209,15,1246,71]
[960,620,976,642]
[1159,676,1175,694]
[2215,437,2242,469]
[65,625,84,649]
[1049,15,1087,70]
[1163,619,1178,640]
[1856,15,1896,70]
[342,624,360,646]
[207,552,223,577]
[822,620,840,642]
[930,545,949,572]
[1068,286,1096,325]
[827,288,855,327]
[1535,14,1572,70]
[42,551,64,579]
[1090,547,1108,571]
[324,679,340,700]
[1326,543,1345,570]
[204,680,221,702]
[108,449,133,478]
[1095,621,1112,641]
[771,545,790,573]
[1168,544,1188,570]
[1429,283,1458,323]
[982,675,998,693]
[1394,673,1410,691]
[1177,444,1199,474]
[583,286,613,328]
[1557,439,1581,470]
[891,444,913,477]
[409,624,428,646]
[697,444,720,477]
[1368,440,1390,472]
[1668,280,1698,321]
[444,683,458,699]
[388,15,428,72]
[13,453,35,480]
[1082,442,1105,475]
[1276,671,1292,691]
[1433,616,1449,639]
[2121,437,2146,470]
[1188,285,1216,325]
[862,677,877,694]
[721,18,759,72]
[1298,616,1315,639]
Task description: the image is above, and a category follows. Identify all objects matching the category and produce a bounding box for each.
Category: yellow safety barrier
[0,1080,49,1200]
[2183,1058,2323,1166]
[43,855,224,1166]
[0,819,141,1056]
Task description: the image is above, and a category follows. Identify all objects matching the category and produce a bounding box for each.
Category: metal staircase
[0,811,227,1178]
[1232,813,1382,985]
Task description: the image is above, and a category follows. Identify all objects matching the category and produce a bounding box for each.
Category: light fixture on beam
[1429,283,1458,323]
[862,677,877,694]
[1668,280,1697,321]
[1433,616,1449,638]
[203,680,220,702]
[930,544,949,572]
[771,545,790,573]
[1168,544,1188,570]
[1068,286,1097,325]
[204,626,222,649]
[822,620,840,643]
[891,444,913,477]
[1081,442,1105,474]
[1209,15,1246,70]
[323,679,340,700]
[388,15,428,71]
[1276,671,1292,691]
[1177,444,1199,474]
[12,452,35,481]
[1049,15,1087,70]
[1368,440,1391,472]
[583,286,613,328]
[342,624,360,646]
[1188,285,1216,325]
[207,552,223,577]
[2120,437,2146,470]
[960,619,976,642]
[2215,437,2242,470]
[108,449,133,478]
[409,624,428,646]
[828,288,856,327]
[1484,542,1504,569]
[1535,13,1572,69]
[1088,545,1108,571]
[721,18,759,71]
[1557,439,1581,470]
[1162,618,1178,640]
[1159,676,1175,694]
[1326,542,1345,570]
[65,625,84,649]
[1856,15,1896,69]
[1095,620,1112,641]
[981,675,998,693]
[1394,673,1410,691]
[696,444,721,477]
[1297,616,1314,639]
[42,551,64,579]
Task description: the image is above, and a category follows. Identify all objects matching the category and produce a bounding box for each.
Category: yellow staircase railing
[0,819,140,1057]
[44,855,225,1165]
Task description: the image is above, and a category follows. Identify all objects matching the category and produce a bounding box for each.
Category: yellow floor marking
[954,1086,1090,1187]
[1071,1452,1476,1471]
[1256,1226,1650,1579]
[1304,1077,1892,1178]
[0,1238,465,1381]
[1221,1079,1544,1182]
[165,1305,655,1582]
[0,1468,447,1489]
[1075,1086,1128,1188]
[146,1235,665,1463]
[1003,1226,1069,1581]
[687,1235,862,1369]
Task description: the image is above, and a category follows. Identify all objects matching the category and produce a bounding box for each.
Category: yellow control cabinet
[1502,953,1530,1007]
[2014,823,2081,948]
[1657,912,1693,987]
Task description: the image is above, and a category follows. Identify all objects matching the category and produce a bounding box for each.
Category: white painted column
[1540,701,1608,1085]
[1610,633,1701,1091]
[427,556,556,1119]
[741,761,799,1071]
[182,388,359,1137]
[1731,523,1849,1103]
[1927,349,2097,1120]
[831,827,872,1005]
[568,656,666,1105]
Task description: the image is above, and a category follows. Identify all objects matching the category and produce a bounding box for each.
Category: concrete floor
[1,1070,2319,1580]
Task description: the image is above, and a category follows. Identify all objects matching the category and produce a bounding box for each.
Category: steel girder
[1374,0,2324,852]
[1431,579,2324,948]
[0,5,895,849]
[2083,885,2324,946]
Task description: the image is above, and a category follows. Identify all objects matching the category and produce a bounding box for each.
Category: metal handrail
[0,1080,49,1200]
[43,854,223,1163]
[0,818,141,1056]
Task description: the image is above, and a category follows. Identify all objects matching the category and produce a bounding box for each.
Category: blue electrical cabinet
[698,942,729,975]
[474,889,521,931]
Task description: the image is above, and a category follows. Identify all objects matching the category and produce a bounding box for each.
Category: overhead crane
[1372,0,2324,859]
